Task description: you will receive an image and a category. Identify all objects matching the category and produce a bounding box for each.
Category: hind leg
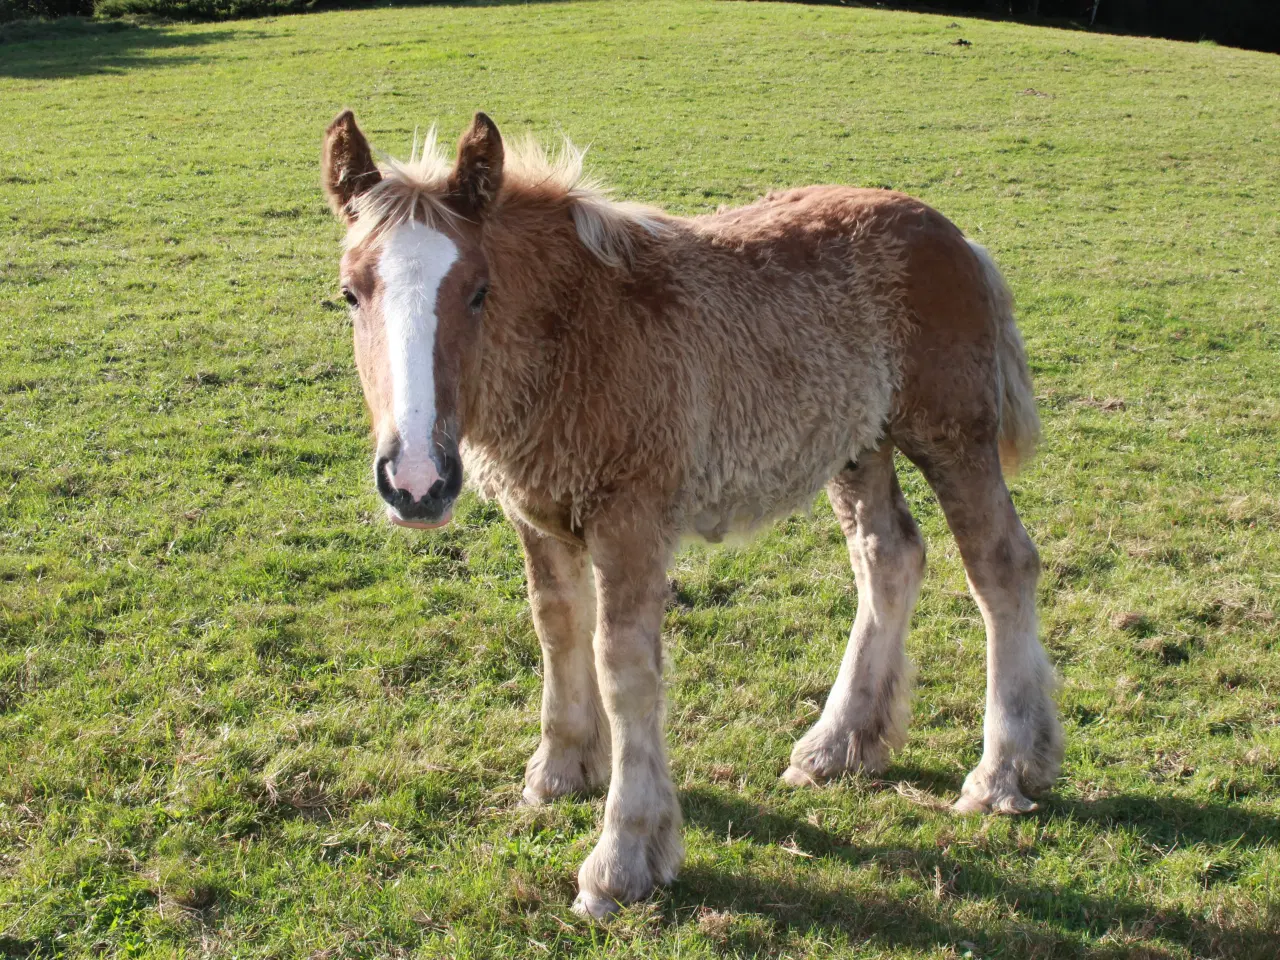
[908,445,1063,813]
[783,444,925,785]
[514,518,610,805]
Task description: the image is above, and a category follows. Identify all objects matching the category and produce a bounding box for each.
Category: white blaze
[377,222,459,500]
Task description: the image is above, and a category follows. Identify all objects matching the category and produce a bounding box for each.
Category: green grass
[2,2,1278,956]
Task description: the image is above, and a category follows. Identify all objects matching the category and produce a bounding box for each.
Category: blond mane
[346,127,667,267]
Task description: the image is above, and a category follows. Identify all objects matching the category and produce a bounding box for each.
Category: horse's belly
[682,422,873,544]
[677,306,897,543]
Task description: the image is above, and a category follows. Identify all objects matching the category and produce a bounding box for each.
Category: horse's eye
[342,287,358,308]
[468,283,489,313]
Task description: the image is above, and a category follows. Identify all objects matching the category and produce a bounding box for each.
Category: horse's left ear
[322,109,381,224]
[448,112,505,217]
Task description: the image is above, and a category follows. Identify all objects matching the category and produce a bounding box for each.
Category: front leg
[515,518,610,805]
[573,513,683,918]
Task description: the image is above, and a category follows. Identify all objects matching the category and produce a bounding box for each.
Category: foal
[321,110,1063,917]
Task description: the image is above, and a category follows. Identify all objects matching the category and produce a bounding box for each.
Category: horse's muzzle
[375,442,462,529]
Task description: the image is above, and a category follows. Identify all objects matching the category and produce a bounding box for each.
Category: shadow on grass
[1054,793,1280,849]
[675,786,1279,958]
[0,937,46,959]
[882,757,966,797]
[0,18,246,78]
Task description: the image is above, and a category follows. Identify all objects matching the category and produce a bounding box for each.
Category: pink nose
[386,452,441,501]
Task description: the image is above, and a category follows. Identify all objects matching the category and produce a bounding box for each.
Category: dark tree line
[894,1,1279,53]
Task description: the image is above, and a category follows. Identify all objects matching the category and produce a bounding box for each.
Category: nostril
[374,455,407,507]
[442,450,464,500]
[427,477,446,500]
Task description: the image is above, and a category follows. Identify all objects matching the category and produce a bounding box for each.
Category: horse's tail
[967,240,1040,476]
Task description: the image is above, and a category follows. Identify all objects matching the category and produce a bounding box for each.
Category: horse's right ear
[322,109,381,223]
[447,112,504,218]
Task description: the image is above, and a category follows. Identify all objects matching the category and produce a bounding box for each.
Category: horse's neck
[466,209,606,450]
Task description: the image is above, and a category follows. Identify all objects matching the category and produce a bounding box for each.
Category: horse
[319,109,1064,918]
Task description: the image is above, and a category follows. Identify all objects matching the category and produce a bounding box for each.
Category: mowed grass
[2,2,1279,956]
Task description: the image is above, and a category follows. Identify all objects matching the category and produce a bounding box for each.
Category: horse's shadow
[878,757,967,797]
[669,785,1280,958]
[1052,793,1280,849]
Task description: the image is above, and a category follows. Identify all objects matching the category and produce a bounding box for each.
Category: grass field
[2,2,1279,956]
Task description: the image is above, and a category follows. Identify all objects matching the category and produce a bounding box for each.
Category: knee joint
[1000,532,1039,583]
[596,628,662,679]
[863,515,926,578]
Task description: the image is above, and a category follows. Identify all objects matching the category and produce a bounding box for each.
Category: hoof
[955,761,1043,815]
[955,701,1063,816]
[521,784,549,807]
[954,787,1038,815]
[785,723,897,786]
[524,738,609,805]
[571,890,620,919]
[780,764,821,787]
[574,817,683,919]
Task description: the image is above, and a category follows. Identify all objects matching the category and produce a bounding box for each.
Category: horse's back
[666,185,997,540]
[683,184,978,357]
[694,184,964,252]
[688,182,1003,427]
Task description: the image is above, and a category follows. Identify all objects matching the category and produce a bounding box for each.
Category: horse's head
[322,110,503,529]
